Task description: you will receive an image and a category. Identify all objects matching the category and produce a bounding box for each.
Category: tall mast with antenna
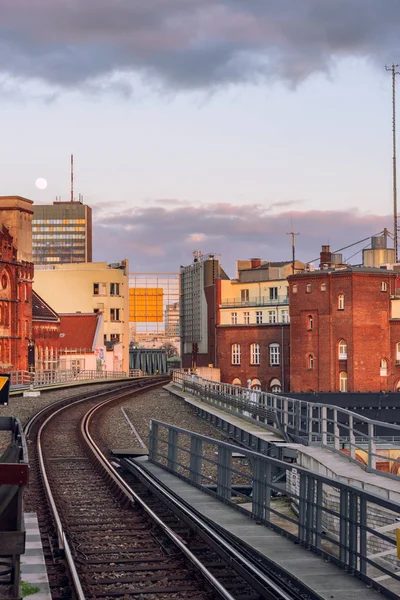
[386,64,400,262]
[70,153,74,202]
[286,230,299,274]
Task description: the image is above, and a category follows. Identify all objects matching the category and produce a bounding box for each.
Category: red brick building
[32,291,60,371]
[0,221,34,372]
[289,265,400,393]
[217,325,290,391]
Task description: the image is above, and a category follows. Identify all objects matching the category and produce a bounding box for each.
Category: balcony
[220,296,289,308]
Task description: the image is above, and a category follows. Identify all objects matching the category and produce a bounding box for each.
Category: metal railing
[8,369,131,389]
[173,371,400,479]
[0,417,29,599]
[220,296,289,308]
[149,420,400,598]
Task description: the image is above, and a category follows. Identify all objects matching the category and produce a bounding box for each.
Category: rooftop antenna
[385,64,400,262]
[286,229,299,274]
[70,153,74,202]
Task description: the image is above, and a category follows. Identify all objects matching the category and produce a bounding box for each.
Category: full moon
[35,178,47,190]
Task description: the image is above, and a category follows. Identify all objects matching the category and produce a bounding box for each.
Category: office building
[32,200,92,264]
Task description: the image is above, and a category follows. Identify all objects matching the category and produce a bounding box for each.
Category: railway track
[26,377,312,600]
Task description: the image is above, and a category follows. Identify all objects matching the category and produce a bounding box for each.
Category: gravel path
[98,385,252,485]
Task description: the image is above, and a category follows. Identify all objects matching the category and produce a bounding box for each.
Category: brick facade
[289,267,400,392]
[0,224,34,371]
[217,324,290,391]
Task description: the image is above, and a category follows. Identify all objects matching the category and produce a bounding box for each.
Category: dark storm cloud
[92,202,389,273]
[1,1,399,90]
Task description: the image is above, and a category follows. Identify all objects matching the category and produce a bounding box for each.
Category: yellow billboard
[129,288,163,322]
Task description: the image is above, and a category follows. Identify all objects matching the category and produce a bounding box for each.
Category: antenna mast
[286,230,299,274]
[386,64,400,262]
[70,153,74,202]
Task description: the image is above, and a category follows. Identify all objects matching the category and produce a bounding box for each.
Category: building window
[269,343,280,366]
[281,310,289,323]
[243,311,250,324]
[308,354,314,369]
[110,333,120,343]
[338,340,347,360]
[308,315,313,330]
[110,308,120,321]
[381,281,388,292]
[231,312,238,325]
[397,342,400,362]
[339,371,348,392]
[110,282,120,296]
[231,344,241,365]
[321,283,326,292]
[306,283,312,293]
[232,378,242,386]
[338,294,345,310]
[250,343,260,365]
[268,310,277,324]
[292,284,298,294]
[241,289,249,302]
[93,282,107,296]
[269,287,278,301]
[380,358,388,376]
[269,378,282,393]
[256,311,263,324]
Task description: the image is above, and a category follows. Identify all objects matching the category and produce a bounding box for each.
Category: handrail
[149,419,400,599]
[172,371,400,479]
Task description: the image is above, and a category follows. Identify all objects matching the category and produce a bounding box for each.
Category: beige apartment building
[33,260,130,372]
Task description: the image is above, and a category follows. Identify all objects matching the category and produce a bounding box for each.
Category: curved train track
[25,377,312,600]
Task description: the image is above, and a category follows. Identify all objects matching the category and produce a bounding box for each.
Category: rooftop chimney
[319,245,332,269]
[250,258,261,269]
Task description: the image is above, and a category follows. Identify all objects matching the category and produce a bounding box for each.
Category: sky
[1,1,400,276]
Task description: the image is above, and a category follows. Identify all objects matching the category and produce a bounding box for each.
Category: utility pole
[386,64,400,262]
[286,230,299,274]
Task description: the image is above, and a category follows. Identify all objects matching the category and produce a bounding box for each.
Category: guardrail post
[321,407,327,445]
[368,422,376,470]
[348,490,358,572]
[315,479,323,549]
[189,437,202,484]
[282,398,288,431]
[298,472,308,544]
[217,446,232,501]
[359,495,367,575]
[339,488,348,566]
[333,409,340,451]
[252,457,266,520]
[167,428,178,472]
[349,414,356,459]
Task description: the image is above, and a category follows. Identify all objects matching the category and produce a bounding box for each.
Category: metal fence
[173,371,400,479]
[149,419,400,599]
[8,369,134,389]
[0,417,29,598]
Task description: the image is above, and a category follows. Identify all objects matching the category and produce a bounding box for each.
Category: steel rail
[123,458,301,600]
[31,377,168,600]
[82,398,238,600]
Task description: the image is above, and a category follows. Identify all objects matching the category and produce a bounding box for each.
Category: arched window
[306,283,312,293]
[231,343,241,365]
[250,343,260,365]
[251,378,261,390]
[308,354,314,369]
[269,378,282,393]
[338,340,347,360]
[397,342,400,362]
[232,378,242,386]
[269,343,280,366]
[339,371,348,392]
[321,283,326,292]
[308,315,313,330]
[292,284,298,294]
[338,294,345,310]
[380,358,388,377]
[381,281,388,292]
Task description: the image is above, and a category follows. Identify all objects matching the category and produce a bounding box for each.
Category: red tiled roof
[59,314,100,351]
